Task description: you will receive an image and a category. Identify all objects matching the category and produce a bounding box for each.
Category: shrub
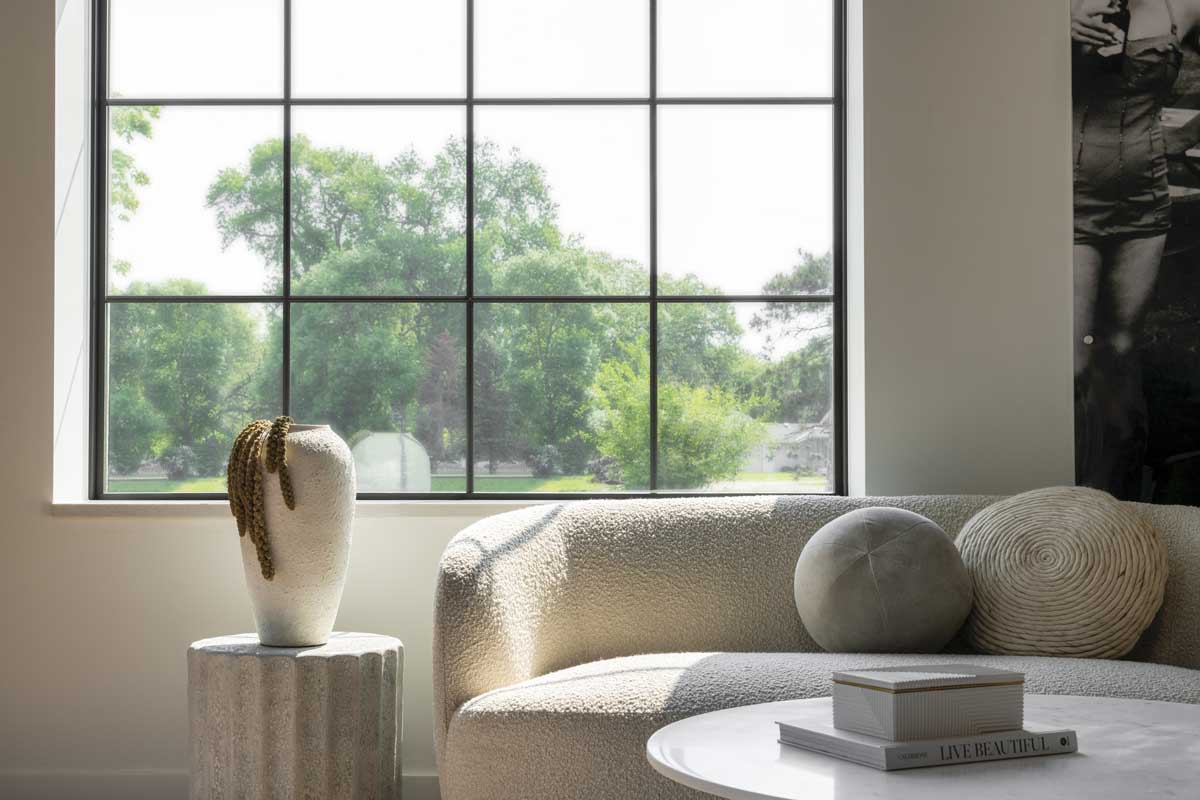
[591,344,766,490]
[588,455,623,485]
[527,444,563,477]
[160,444,200,481]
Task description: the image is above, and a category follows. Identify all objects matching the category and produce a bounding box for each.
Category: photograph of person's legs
[1072,0,1200,503]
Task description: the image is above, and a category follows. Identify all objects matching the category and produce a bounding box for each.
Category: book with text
[777,720,1078,771]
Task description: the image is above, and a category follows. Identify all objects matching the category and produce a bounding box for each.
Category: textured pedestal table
[189,632,403,800]
[648,695,1200,800]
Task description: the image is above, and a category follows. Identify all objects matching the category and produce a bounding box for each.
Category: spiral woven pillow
[956,486,1168,659]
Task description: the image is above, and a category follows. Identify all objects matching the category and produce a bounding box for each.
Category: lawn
[107,476,229,493]
[431,475,617,492]
[108,472,827,495]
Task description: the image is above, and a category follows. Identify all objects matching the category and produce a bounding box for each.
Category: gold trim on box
[832,679,1025,695]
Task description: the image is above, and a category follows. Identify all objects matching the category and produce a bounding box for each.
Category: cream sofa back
[432,495,1200,765]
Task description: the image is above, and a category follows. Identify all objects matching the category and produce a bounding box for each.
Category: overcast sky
[107,0,834,356]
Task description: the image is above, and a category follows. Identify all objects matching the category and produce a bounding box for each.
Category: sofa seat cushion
[443,652,1200,800]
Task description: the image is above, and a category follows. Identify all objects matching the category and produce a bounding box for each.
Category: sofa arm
[433,504,570,765]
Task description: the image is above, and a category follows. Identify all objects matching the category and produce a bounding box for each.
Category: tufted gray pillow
[956,486,1168,659]
[794,507,974,653]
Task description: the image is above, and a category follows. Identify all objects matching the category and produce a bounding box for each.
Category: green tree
[483,299,605,473]
[207,136,559,295]
[210,138,566,464]
[110,105,161,223]
[760,250,833,295]
[658,274,749,390]
[658,381,764,489]
[109,280,268,476]
[592,343,766,489]
[749,336,832,424]
[482,248,647,471]
[285,303,426,444]
[109,105,161,277]
[205,132,792,485]
[750,250,835,425]
[107,384,165,475]
[107,111,270,478]
[473,333,515,474]
[416,330,465,469]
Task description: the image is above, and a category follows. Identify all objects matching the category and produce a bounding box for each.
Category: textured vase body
[240,424,356,646]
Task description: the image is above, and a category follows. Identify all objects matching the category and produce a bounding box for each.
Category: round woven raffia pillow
[956,486,1167,659]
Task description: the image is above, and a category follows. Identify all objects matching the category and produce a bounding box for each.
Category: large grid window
[93,0,845,499]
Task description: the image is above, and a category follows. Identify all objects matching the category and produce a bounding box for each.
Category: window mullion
[648,0,659,493]
[281,0,293,418]
[465,0,476,496]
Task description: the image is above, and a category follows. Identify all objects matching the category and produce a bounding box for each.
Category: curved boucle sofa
[433,496,1200,799]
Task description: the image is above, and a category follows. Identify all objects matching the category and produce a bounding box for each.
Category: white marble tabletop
[647,694,1200,800]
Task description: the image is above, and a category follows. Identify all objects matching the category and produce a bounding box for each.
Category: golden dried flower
[227,417,296,580]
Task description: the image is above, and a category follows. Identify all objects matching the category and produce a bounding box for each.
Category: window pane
[658,106,833,296]
[290,303,466,493]
[108,106,283,296]
[108,0,283,99]
[292,0,466,98]
[106,303,281,493]
[290,107,466,295]
[658,302,833,493]
[474,303,647,492]
[658,0,834,98]
[474,107,649,295]
[475,0,648,97]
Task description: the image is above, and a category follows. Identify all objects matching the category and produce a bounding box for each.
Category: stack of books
[777,665,1078,771]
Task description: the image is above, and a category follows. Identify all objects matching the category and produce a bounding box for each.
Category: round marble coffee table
[647,695,1199,799]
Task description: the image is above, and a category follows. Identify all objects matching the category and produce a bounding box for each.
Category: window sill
[48,498,553,519]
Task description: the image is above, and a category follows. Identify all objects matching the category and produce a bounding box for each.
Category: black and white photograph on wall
[1072,0,1200,504]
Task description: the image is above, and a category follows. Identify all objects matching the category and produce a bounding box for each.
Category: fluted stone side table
[189,632,403,800]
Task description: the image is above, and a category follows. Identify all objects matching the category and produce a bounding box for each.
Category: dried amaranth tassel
[227,416,297,581]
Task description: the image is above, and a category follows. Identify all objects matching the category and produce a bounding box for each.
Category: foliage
[108,279,268,476]
[591,343,767,490]
[107,116,835,492]
[207,136,560,295]
[749,251,836,425]
[416,331,466,469]
[473,333,514,474]
[528,445,563,477]
[759,250,833,296]
[208,137,575,469]
[109,105,161,276]
[482,248,646,473]
[107,383,165,475]
[110,106,161,224]
[289,302,424,441]
[588,455,622,485]
[749,335,833,425]
[160,444,199,481]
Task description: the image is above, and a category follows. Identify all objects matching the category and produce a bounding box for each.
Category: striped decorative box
[831,664,1024,741]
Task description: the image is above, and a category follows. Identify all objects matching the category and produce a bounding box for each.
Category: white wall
[0,0,1074,797]
[852,0,1076,495]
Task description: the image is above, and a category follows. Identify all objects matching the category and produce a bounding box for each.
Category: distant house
[741,415,832,478]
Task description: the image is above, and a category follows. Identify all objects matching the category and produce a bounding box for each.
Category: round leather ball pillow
[956,486,1167,659]
[794,507,973,653]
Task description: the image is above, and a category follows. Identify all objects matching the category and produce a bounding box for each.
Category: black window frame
[89,0,848,500]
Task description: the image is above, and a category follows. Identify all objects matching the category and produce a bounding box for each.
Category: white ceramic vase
[239,424,356,647]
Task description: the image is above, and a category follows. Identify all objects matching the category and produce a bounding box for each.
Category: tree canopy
[107,115,834,491]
